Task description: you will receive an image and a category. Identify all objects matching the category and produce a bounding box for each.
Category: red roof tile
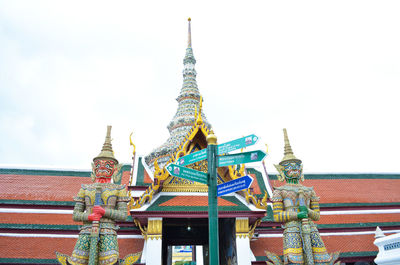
[0,213,75,225]
[143,170,153,184]
[318,213,400,225]
[121,170,131,186]
[251,234,377,256]
[271,179,400,204]
[0,236,143,259]
[1,173,130,202]
[1,174,92,201]
[159,196,237,207]
[249,173,261,195]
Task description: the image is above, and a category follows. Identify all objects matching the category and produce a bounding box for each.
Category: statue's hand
[297,211,308,219]
[92,206,106,216]
[299,206,308,214]
[88,213,102,221]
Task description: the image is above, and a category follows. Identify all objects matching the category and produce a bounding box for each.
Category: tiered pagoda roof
[145,18,211,172]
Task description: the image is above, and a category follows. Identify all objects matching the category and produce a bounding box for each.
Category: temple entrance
[162,218,237,265]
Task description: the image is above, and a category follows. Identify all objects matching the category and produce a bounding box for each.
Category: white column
[140,239,147,264]
[144,218,163,265]
[236,217,252,265]
[374,227,400,265]
[196,245,204,265]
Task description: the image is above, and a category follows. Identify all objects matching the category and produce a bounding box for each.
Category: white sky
[0,1,399,173]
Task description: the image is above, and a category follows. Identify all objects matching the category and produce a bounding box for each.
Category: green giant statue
[265,129,339,265]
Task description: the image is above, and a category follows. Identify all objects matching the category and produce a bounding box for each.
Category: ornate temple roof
[2,19,400,264]
[145,18,211,172]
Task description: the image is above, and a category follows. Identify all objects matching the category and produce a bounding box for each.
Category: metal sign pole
[207,132,219,265]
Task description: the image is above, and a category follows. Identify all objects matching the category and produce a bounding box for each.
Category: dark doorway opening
[162,218,237,265]
[162,218,208,265]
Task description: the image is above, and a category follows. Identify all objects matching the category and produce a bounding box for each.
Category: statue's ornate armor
[272,184,331,264]
[69,183,130,265]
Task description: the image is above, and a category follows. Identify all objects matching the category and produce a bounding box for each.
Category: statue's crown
[93,125,118,163]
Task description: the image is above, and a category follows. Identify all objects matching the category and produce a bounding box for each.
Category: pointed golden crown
[279,128,301,165]
[93,125,118,163]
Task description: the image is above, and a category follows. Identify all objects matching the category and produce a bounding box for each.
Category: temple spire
[188,17,192,48]
[145,18,211,171]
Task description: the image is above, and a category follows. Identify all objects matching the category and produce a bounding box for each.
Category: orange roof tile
[251,237,282,255]
[251,234,377,256]
[318,213,400,225]
[143,170,153,184]
[1,174,92,201]
[0,236,143,259]
[249,173,261,195]
[1,172,130,202]
[0,213,75,225]
[159,196,237,207]
[121,170,131,186]
[271,179,400,204]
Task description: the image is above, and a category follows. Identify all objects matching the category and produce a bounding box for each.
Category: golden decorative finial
[196,96,203,125]
[94,125,118,163]
[206,130,217,145]
[188,17,192,48]
[279,128,300,165]
[129,131,136,156]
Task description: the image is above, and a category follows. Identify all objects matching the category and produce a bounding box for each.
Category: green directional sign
[218,134,259,155]
[177,149,207,166]
[217,150,267,167]
[166,163,208,185]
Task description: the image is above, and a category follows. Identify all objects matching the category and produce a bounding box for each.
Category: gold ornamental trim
[133,218,147,240]
[236,218,249,238]
[147,219,162,240]
[162,184,208,192]
[249,218,262,240]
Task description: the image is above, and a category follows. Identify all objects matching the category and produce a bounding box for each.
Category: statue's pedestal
[374,227,400,265]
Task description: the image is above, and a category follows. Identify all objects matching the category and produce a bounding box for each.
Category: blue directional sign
[177,149,208,166]
[217,175,253,197]
[166,163,208,185]
[218,150,267,167]
[218,134,259,155]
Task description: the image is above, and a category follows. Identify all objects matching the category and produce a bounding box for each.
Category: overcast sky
[0,1,399,173]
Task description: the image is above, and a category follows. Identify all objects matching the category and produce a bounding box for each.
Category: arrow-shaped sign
[177,149,207,166]
[218,150,267,167]
[217,175,253,197]
[218,134,259,155]
[166,163,208,185]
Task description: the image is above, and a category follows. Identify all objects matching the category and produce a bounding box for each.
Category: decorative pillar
[374,227,400,265]
[196,245,204,265]
[236,217,252,265]
[145,218,163,265]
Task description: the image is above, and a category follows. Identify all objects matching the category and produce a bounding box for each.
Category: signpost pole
[207,131,219,265]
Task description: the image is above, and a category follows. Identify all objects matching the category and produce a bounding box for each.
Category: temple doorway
[162,218,237,265]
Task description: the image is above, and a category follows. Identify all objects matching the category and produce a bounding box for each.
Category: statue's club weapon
[88,185,102,265]
[299,190,314,265]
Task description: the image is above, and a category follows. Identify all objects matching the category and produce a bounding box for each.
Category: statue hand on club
[298,205,308,219]
[88,206,106,221]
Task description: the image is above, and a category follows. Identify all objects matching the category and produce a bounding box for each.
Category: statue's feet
[329,251,341,265]
[120,252,142,265]
[265,251,283,265]
[55,252,70,265]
